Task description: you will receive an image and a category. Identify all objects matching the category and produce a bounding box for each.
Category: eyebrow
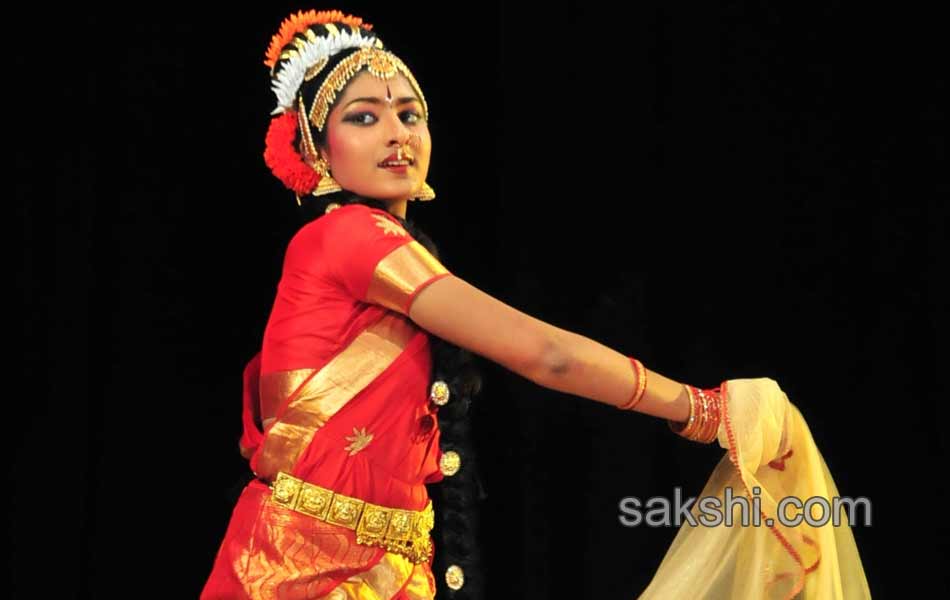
[343,96,420,109]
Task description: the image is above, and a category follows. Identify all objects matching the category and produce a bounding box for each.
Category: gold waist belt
[269,472,434,565]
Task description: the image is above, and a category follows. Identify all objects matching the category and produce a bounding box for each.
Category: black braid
[296,194,487,598]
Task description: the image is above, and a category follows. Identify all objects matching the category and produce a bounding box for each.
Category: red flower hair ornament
[263,110,319,196]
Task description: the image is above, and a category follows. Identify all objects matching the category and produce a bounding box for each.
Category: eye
[344,112,377,125]
[400,110,423,124]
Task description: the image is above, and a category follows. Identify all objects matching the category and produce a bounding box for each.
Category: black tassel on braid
[296,193,488,598]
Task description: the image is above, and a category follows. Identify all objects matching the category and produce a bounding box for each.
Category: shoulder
[287,204,413,258]
[319,204,411,241]
[285,204,367,248]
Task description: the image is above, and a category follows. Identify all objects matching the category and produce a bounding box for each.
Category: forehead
[336,71,419,103]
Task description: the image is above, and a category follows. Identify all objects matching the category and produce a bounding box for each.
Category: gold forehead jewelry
[307,47,429,132]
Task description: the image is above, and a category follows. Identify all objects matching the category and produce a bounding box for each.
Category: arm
[408,275,691,422]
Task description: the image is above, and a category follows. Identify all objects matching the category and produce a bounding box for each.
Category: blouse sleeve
[322,205,452,315]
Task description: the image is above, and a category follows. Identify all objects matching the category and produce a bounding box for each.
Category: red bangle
[618,357,647,411]
[669,385,721,444]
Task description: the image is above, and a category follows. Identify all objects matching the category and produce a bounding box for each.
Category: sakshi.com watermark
[618,487,872,528]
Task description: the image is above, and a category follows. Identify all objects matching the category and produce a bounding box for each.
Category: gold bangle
[618,357,648,410]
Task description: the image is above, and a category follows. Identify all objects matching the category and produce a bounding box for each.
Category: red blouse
[239,203,453,511]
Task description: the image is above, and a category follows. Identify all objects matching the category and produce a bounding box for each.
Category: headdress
[262,10,435,202]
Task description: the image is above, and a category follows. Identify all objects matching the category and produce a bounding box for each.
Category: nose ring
[398,134,420,162]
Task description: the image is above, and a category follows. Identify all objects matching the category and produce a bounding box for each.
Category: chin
[360,186,417,203]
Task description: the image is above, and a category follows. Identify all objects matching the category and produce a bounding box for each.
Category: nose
[383,110,412,147]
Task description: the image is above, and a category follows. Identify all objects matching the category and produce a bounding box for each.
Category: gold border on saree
[269,472,434,564]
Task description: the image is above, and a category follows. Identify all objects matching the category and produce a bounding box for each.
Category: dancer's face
[320,71,431,205]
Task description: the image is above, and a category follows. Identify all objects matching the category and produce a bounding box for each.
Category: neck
[386,197,408,219]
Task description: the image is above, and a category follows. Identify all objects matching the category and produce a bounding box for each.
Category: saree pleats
[201,481,435,599]
[317,552,435,599]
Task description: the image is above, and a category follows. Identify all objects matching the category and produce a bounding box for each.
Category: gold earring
[311,156,343,197]
[413,182,436,202]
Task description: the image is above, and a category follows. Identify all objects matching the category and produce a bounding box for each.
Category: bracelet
[668,385,722,444]
[669,385,699,437]
[617,357,648,411]
[698,387,722,443]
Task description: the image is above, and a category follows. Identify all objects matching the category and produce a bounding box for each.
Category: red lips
[378,151,414,166]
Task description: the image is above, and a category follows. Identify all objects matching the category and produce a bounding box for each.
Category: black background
[14,2,947,598]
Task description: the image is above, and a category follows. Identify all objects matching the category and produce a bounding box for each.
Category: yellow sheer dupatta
[639,378,872,599]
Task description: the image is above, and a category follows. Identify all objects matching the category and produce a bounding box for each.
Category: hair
[291,51,487,598]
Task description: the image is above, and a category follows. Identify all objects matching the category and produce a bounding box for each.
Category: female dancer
[202,10,868,600]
